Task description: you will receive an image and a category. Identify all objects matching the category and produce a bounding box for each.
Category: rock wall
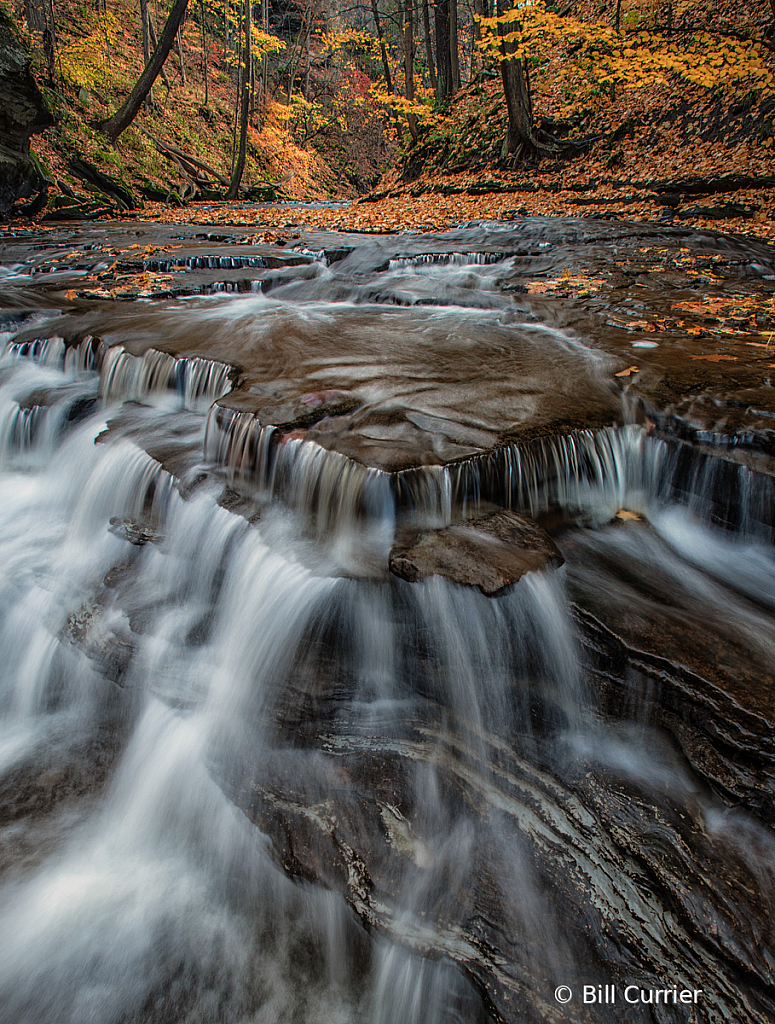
[0,10,53,215]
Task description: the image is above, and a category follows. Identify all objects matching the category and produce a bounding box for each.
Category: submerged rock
[108,517,160,546]
[389,509,564,594]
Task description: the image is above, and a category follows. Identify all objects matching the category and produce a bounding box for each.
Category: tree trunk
[200,0,208,104]
[227,0,251,198]
[140,0,154,108]
[422,0,436,92]
[24,0,45,34]
[261,0,268,104]
[615,0,622,31]
[43,0,57,82]
[498,21,535,160]
[101,0,189,138]
[472,0,482,41]
[404,0,418,139]
[176,24,186,82]
[148,10,173,90]
[285,0,312,103]
[449,0,460,89]
[370,0,393,93]
[434,0,452,102]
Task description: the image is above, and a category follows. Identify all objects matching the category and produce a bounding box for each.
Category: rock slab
[389,509,564,594]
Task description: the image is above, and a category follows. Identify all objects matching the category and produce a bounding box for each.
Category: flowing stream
[0,218,774,1023]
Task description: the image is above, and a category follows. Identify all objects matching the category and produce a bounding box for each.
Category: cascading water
[0,220,774,1024]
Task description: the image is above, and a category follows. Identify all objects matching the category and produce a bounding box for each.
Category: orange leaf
[689,354,738,362]
[615,365,639,377]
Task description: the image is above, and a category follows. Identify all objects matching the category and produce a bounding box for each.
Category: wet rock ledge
[389,509,564,595]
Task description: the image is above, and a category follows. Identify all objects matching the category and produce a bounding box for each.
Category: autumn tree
[479,0,775,160]
[100,0,189,139]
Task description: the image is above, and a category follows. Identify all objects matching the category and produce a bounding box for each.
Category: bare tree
[200,0,209,104]
[435,0,453,101]
[227,0,251,197]
[100,0,189,138]
[403,0,418,138]
[43,0,57,82]
[421,0,436,92]
[147,9,173,89]
[370,0,393,93]
[23,0,45,34]
[140,0,154,107]
[175,24,187,81]
[449,0,460,88]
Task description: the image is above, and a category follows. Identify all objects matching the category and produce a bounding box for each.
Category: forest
[1,0,774,233]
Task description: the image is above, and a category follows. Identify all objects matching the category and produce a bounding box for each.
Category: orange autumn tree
[477,0,775,158]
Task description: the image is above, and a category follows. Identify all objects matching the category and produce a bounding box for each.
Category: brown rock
[388,509,564,595]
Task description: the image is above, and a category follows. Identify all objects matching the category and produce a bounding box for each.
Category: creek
[0,217,773,1024]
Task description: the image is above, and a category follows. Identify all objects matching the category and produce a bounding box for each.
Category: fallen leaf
[689,354,738,361]
[615,365,639,377]
[65,289,77,301]
[615,509,641,521]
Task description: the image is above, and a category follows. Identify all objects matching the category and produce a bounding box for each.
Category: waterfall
[100,346,232,410]
[1,224,775,1024]
[387,253,510,269]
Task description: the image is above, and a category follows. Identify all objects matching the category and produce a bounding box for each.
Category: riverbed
[0,216,773,1024]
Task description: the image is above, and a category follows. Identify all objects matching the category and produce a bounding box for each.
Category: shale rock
[389,509,564,594]
[0,10,53,215]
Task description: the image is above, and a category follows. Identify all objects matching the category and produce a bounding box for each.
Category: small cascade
[388,253,509,270]
[126,254,269,272]
[63,335,105,377]
[270,437,395,537]
[100,346,231,410]
[3,336,66,368]
[204,410,775,544]
[205,415,657,530]
[3,334,105,377]
[396,425,655,524]
[0,402,48,453]
[654,436,775,541]
[204,406,393,537]
[204,406,276,490]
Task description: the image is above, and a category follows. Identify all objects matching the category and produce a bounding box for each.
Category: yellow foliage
[58,10,122,89]
[477,0,774,97]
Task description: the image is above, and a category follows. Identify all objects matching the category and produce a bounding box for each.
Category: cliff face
[0,10,53,214]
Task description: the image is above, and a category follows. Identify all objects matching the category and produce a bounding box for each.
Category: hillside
[2,0,396,215]
[1,0,774,237]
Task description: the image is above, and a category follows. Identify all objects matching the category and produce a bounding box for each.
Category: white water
[0,303,774,1023]
[0,350,505,1022]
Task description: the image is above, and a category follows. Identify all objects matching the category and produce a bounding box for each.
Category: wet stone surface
[389,509,564,594]
[1,217,775,1024]
[0,217,773,475]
